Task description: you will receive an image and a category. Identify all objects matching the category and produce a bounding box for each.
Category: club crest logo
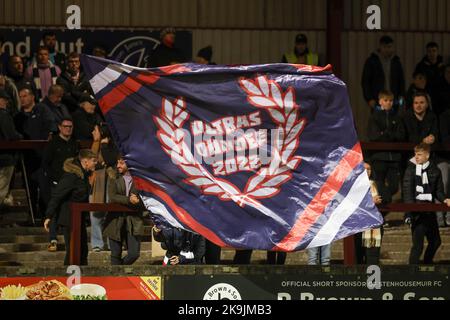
[203,283,242,300]
[109,36,159,67]
[153,76,306,208]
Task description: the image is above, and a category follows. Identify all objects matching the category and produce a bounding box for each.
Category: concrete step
[381,250,450,260]
[0,250,154,263]
[0,241,153,253]
[0,235,66,244]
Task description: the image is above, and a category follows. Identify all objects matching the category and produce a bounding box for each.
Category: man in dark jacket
[0,89,22,207]
[153,225,205,265]
[44,149,98,265]
[104,157,145,265]
[405,71,429,112]
[72,94,103,140]
[402,92,438,145]
[414,42,445,96]
[42,117,78,251]
[56,52,92,113]
[361,35,405,112]
[368,90,406,201]
[42,31,67,73]
[6,55,37,97]
[41,84,71,133]
[146,28,185,68]
[403,143,450,264]
[15,86,55,218]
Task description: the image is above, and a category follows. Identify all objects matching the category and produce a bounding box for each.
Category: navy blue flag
[81,55,383,251]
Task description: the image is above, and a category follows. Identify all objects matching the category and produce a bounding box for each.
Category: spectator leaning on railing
[403,143,450,265]
[402,92,438,146]
[368,90,406,205]
[104,156,145,265]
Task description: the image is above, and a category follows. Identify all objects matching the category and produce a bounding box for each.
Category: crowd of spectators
[0,30,449,266]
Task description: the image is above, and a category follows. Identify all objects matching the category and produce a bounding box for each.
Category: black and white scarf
[415,161,432,202]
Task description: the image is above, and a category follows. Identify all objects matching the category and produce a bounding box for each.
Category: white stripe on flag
[306,170,371,249]
[89,64,132,94]
[141,195,185,229]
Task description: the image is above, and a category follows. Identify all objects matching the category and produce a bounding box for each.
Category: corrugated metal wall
[193,30,325,64]
[345,0,450,31]
[0,0,327,29]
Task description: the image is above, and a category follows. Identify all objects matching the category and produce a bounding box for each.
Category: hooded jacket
[45,157,91,227]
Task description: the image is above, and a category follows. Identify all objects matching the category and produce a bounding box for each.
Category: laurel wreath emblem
[153,75,306,207]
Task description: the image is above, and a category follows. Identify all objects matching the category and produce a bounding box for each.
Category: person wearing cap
[282,33,319,66]
[146,27,186,68]
[72,93,103,140]
[0,89,22,209]
[195,46,215,65]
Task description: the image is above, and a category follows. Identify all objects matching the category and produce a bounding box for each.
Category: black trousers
[109,230,141,265]
[204,239,222,264]
[409,213,441,264]
[61,220,88,266]
[233,250,253,264]
[266,251,287,265]
[372,160,400,201]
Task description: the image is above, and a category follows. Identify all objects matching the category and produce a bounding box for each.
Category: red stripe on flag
[135,73,160,84]
[98,77,142,114]
[273,143,363,251]
[133,176,227,248]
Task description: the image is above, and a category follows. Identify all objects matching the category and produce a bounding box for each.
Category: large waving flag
[81,55,383,251]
